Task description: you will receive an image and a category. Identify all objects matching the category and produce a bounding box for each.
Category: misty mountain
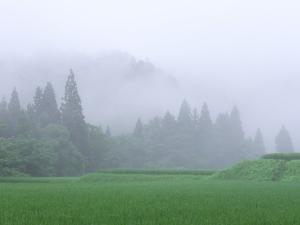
[0,51,180,133]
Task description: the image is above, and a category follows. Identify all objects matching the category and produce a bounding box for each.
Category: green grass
[1,172,300,225]
[0,177,79,183]
[94,169,217,175]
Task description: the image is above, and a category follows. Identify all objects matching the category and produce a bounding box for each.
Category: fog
[1,0,300,151]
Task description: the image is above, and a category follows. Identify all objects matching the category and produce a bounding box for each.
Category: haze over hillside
[1,0,300,151]
[0,51,180,133]
[1,51,299,152]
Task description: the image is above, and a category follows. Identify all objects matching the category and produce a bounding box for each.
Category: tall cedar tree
[177,100,192,129]
[0,98,9,137]
[42,82,60,125]
[8,88,21,116]
[254,129,266,155]
[134,118,144,138]
[33,87,44,116]
[275,126,294,153]
[162,111,177,134]
[105,126,111,137]
[61,70,88,154]
[199,103,212,130]
[8,88,22,136]
[198,103,213,155]
[230,107,244,142]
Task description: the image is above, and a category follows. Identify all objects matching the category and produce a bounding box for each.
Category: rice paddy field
[1,169,300,225]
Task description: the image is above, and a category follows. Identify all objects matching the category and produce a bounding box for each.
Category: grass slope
[213,159,300,181]
[282,160,300,181]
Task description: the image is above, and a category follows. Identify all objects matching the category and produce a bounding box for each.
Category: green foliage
[275,126,294,153]
[86,169,216,176]
[8,88,21,117]
[213,159,287,181]
[282,160,300,181]
[0,124,86,177]
[105,135,146,168]
[61,70,88,154]
[86,124,110,171]
[214,159,300,182]
[133,118,144,138]
[262,153,300,161]
[0,138,56,176]
[0,74,100,177]
[253,129,266,156]
[41,124,85,176]
[41,82,61,125]
[106,101,266,170]
[0,74,270,177]
[177,99,192,128]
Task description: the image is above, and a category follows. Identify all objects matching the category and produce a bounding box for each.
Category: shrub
[212,159,286,181]
[262,153,300,161]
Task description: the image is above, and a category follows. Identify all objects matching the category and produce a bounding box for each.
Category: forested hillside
[1,71,292,176]
[0,52,179,133]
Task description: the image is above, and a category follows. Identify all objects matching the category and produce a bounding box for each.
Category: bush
[262,153,300,161]
[95,169,216,176]
[282,160,300,181]
[212,159,286,181]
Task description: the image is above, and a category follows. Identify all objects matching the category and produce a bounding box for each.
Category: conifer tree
[33,86,44,116]
[275,126,294,153]
[230,106,244,141]
[133,118,144,138]
[0,97,9,137]
[0,97,8,121]
[7,88,23,136]
[254,129,266,156]
[105,126,111,137]
[199,103,212,130]
[61,70,88,154]
[177,100,192,129]
[198,103,213,156]
[192,108,200,126]
[42,82,60,125]
[162,111,177,133]
[0,97,8,112]
[8,88,21,117]
[7,88,32,137]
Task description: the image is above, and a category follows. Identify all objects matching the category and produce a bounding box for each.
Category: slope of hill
[0,51,180,133]
[213,158,300,182]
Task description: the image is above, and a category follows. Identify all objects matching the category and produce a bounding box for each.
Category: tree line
[0,70,110,176]
[0,70,295,176]
[128,102,294,169]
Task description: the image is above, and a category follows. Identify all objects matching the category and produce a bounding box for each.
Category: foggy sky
[1,0,300,151]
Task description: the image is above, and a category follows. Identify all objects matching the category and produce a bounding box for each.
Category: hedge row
[262,153,300,161]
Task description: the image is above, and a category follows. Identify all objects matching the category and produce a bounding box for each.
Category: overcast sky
[1,0,300,69]
[1,0,300,150]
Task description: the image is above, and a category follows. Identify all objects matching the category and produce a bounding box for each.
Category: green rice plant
[0,175,300,225]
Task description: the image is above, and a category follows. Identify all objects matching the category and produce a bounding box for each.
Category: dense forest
[0,71,295,176]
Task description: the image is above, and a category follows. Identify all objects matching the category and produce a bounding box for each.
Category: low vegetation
[213,158,300,181]
[93,169,216,175]
[0,72,271,178]
[262,153,300,161]
[1,173,300,225]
